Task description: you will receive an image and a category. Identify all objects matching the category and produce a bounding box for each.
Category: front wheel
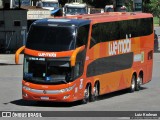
[81,85,90,104]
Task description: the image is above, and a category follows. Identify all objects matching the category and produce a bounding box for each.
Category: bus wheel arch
[136,71,143,91]
[81,82,92,104]
[91,80,100,102]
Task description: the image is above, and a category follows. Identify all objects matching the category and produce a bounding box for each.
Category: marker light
[23,85,31,91]
[60,84,75,93]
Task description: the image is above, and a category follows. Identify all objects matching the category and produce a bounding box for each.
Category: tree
[18,0,21,8]
[148,0,160,26]
[124,0,134,12]
[142,0,150,12]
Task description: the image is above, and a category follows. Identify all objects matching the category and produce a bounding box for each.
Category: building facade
[0,0,27,53]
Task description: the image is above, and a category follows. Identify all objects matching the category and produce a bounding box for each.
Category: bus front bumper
[22,81,79,102]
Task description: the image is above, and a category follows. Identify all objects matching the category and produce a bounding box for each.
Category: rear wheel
[129,75,136,93]
[136,75,143,91]
[91,82,99,102]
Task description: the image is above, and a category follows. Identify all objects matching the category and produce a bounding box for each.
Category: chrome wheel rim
[137,77,142,86]
[84,87,89,99]
[94,84,98,97]
[131,78,135,90]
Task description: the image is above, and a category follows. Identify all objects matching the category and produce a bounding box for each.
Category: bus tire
[129,75,136,93]
[91,82,99,102]
[136,75,143,91]
[81,85,90,104]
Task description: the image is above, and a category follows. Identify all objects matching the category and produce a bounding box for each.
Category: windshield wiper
[61,79,67,84]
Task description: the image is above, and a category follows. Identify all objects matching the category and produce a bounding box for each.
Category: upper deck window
[76,25,89,47]
[90,18,153,48]
[26,25,76,52]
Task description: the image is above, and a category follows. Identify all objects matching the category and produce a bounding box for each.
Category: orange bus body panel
[24,48,74,58]
[22,12,154,102]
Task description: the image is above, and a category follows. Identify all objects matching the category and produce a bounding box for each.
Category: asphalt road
[0,28,160,119]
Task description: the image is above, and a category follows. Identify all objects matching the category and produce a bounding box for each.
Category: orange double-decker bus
[17,12,154,103]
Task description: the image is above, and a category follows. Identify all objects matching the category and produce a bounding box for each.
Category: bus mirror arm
[70,45,85,67]
[15,46,25,64]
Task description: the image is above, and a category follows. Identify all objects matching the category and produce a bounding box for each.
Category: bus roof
[34,12,152,26]
[33,18,91,27]
[64,12,153,24]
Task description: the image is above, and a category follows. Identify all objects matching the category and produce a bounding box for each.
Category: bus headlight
[23,85,31,91]
[60,84,75,93]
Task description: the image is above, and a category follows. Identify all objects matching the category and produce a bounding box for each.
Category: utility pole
[0,0,3,8]
[18,0,21,8]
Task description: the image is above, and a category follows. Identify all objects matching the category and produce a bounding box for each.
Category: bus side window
[90,24,101,48]
[90,22,119,48]
[76,25,89,47]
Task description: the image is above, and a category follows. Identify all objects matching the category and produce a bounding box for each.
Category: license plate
[40,97,49,100]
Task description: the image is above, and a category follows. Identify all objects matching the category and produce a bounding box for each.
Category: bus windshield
[23,55,71,84]
[42,2,59,8]
[15,0,30,6]
[26,25,76,52]
[66,7,87,15]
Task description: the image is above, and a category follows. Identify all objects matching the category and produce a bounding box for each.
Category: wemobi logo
[38,52,56,57]
[109,35,131,56]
